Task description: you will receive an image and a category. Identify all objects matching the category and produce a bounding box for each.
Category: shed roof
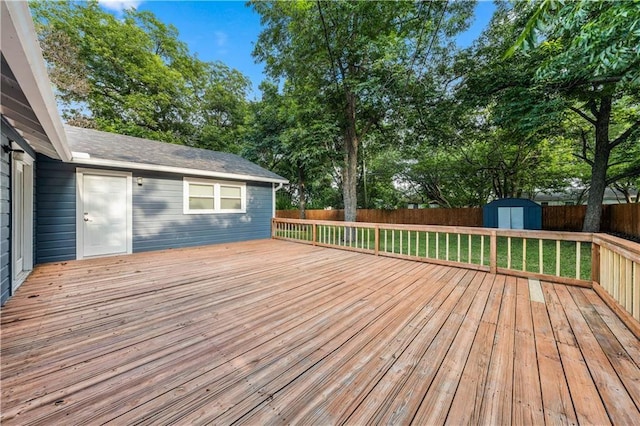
[65,125,287,184]
[484,198,541,208]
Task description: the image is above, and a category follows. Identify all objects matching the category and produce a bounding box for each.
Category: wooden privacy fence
[277,203,640,237]
[272,218,640,338]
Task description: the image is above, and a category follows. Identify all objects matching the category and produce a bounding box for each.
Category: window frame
[183,177,246,214]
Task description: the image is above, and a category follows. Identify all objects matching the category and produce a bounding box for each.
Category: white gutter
[1,1,72,161]
[70,156,289,185]
[273,182,284,218]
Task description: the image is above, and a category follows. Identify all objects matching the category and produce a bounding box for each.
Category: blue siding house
[1,2,286,304]
[38,127,286,264]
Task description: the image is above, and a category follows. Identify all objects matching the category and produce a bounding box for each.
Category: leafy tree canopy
[31,0,250,152]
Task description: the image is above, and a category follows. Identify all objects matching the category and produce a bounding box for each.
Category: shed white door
[498,207,524,229]
[79,171,132,258]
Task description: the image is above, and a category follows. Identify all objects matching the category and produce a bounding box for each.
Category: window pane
[189,184,214,197]
[220,185,241,198]
[220,198,241,210]
[189,197,214,210]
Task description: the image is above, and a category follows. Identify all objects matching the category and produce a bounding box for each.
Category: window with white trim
[183,178,246,214]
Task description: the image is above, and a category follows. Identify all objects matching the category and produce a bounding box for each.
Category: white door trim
[11,144,34,292]
[76,168,133,259]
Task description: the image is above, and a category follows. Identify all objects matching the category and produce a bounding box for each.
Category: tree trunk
[582,96,612,232]
[342,89,359,241]
[343,90,359,223]
[297,161,307,220]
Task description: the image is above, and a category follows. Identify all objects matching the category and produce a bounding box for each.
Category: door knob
[84,212,90,222]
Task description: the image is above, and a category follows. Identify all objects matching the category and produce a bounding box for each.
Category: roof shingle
[64,125,286,183]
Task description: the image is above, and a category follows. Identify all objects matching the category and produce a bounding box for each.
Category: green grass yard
[277,224,592,281]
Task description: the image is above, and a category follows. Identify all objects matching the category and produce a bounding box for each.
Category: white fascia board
[1,1,72,161]
[70,156,289,184]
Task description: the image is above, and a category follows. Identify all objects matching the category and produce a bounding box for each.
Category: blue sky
[99,1,496,98]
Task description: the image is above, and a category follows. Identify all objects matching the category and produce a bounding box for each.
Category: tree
[508,0,640,231]
[31,0,250,151]
[251,0,474,227]
[243,81,338,217]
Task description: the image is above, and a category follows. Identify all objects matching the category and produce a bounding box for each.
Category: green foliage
[506,0,640,230]
[31,0,250,151]
[511,0,640,86]
[251,0,474,219]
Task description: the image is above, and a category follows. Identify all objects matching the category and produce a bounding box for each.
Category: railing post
[591,237,600,285]
[490,230,497,274]
[374,226,380,256]
[271,218,276,239]
[312,223,317,246]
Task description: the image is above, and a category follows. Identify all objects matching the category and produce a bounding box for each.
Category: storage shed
[482,198,542,230]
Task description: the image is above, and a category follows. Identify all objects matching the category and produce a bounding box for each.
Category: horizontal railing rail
[272,218,640,338]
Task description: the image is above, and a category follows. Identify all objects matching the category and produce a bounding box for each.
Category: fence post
[374,226,380,256]
[490,230,497,274]
[312,223,317,246]
[591,236,600,285]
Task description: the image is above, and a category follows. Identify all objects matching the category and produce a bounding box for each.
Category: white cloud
[213,31,229,55]
[98,0,143,13]
[214,31,228,47]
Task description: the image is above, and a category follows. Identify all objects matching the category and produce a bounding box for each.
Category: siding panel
[35,155,76,263]
[34,161,275,263]
[0,129,9,304]
[133,172,273,252]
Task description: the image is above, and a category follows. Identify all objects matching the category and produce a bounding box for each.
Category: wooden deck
[1,239,639,425]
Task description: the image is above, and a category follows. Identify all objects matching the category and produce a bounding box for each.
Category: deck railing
[272,218,640,337]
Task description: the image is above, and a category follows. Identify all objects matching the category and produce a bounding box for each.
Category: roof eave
[1,1,71,161]
[69,156,289,184]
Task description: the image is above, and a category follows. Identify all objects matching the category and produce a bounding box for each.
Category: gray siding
[1,127,10,305]
[35,158,274,263]
[133,172,273,252]
[36,155,76,263]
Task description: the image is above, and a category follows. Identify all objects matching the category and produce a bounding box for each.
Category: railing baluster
[575,241,581,280]
[355,226,358,248]
[384,229,387,252]
[625,258,632,313]
[480,235,484,266]
[445,233,449,261]
[468,234,472,264]
[634,262,639,321]
[392,230,395,254]
[522,238,527,271]
[556,240,561,276]
[407,231,411,256]
[416,231,419,256]
[507,237,512,269]
[436,232,439,260]
[539,239,544,274]
[615,252,621,303]
[400,230,403,255]
[457,234,461,262]
[426,232,430,258]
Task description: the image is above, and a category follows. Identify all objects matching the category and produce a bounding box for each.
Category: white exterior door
[78,170,132,258]
[11,152,34,292]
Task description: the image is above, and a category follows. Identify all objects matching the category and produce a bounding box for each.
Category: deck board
[1,239,639,425]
